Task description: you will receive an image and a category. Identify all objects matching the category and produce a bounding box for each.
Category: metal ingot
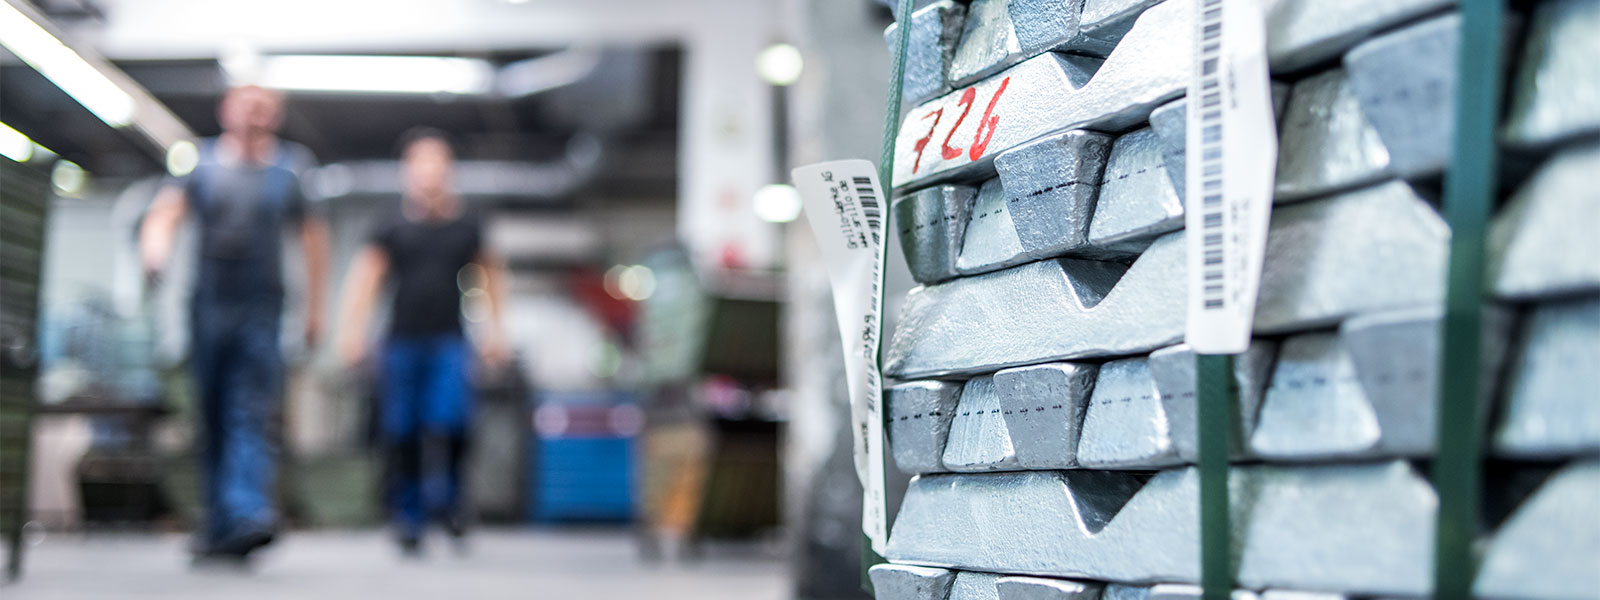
[1087,127,1184,256]
[950,571,1003,600]
[1148,341,1278,462]
[1148,84,1290,205]
[1344,14,1460,179]
[1274,68,1392,203]
[1493,297,1600,458]
[1076,356,1183,469]
[893,0,1187,190]
[1238,461,1436,596]
[993,362,1098,470]
[1079,0,1163,47]
[885,468,1200,583]
[885,0,943,21]
[1475,460,1600,600]
[889,380,965,474]
[870,563,958,600]
[993,129,1114,261]
[1248,332,1385,460]
[1502,0,1600,149]
[1253,181,1448,334]
[1488,143,1600,301]
[950,0,1025,88]
[886,1,967,106]
[897,184,980,284]
[1264,0,1453,74]
[885,236,1178,379]
[956,178,1031,276]
[996,575,1104,600]
[942,376,1021,472]
[1258,592,1347,600]
[1008,0,1119,58]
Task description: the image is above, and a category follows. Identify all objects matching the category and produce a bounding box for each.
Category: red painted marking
[911,107,944,174]
[941,87,977,160]
[969,77,1010,161]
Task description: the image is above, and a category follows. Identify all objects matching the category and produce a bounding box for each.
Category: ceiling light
[51,160,86,197]
[756,43,804,86]
[259,55,495,95]
[753,183,803,223]
[617,265,656,302]
[1,121,34,163]
[0,2,136,127]
[165,140,199,177]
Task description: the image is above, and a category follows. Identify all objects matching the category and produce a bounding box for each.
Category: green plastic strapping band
[1432,0,1503,597]
[1196,354,1235,600]
[864,0,917,593]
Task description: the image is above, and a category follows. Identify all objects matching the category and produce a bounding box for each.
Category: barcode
[854,176,882,245]
[1196,0,1227,311]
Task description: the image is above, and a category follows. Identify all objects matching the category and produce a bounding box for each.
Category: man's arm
[336,245,389,366]
[475,249,511,367]
[300,218,331,348]
[138,186,188,281]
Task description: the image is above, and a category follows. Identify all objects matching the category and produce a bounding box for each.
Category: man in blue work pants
[141,86,329,562]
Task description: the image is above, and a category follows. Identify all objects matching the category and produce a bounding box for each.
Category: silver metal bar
[1343,14,1460,179]
[996,576,1104,600]
[1086,127,1184,256]
[1502,0,1600,149]
[994,129,1114,261]
[1009,0,1118,58]
[943,376,1022,472]
[896,184,980,284]
[886,1,968,106]
[889,380,966,474]
[956,178,1032,276]
[1273,68,1392,203]
[1475,460,1600,600]
[869,563,959,600]
[1264,0,1453,74]
[1076,356,1183,469]
[993,362,1099,470]
[950,0,1025,87]
[951,571,1004,600]
[1148,341,1278,463]
[1488,142,1600,301]
[1491,297,1600,458]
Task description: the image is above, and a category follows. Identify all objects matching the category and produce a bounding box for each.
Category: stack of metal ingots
[873,0,1598,598]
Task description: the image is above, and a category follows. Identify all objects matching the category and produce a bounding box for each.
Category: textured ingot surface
[1474,460,1600,600]
[1079,0,1163,47]
[1148,341,1278,462]
[993,129,1114,260]
[885,235,1180,379]
[897,184,980,284]
[996,576,1103,600]
[1008,0,1118,58]
[1340,306,1509,458]
[950,572,1004,600]
[1087,127,1184,255]
[869,563,958,600]
[1264,0,1452,74]
[886,1,967,106]
[1344,14,1458,179]
[1147,585,1260,600]
[1489,143,1600,301]
[994,362,1098,469]
[1253,181,1448,333]
[1274,68,1391,203]
[893,0,1188,189]
[943,376,1021,472]
[1249,332,1383,460]
[1258,592,1347,600]
[886,469,1202,583]
[950,0,1025,87]
[1148,85,1289,205]
[886,0,942,20]
[1502,0,1600,148]
[957,178,1031,275]
[1493,297,1600,458]
[889,381,965,474]
[1238,461,1436,596]
[1077,356,1182,469]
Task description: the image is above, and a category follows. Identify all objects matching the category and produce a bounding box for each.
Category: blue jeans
[381,335,474,539]
[190,296,282,548]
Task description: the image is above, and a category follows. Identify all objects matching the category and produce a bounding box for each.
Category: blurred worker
[139,85,330,562]
[336,127,509,554]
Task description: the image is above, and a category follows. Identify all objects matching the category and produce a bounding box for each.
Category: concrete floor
[4,528,790,600]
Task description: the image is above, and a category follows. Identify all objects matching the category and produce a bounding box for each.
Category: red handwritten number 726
[909,77,1011,173]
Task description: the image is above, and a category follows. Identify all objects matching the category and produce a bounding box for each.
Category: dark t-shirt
[165,138,319,302]
[371,208,484,337]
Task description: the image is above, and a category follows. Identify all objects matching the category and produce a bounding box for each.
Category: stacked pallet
[871,0,1598,598]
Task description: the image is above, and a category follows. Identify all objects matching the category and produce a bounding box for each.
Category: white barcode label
[792,160,889,554]
[1184,0,1277,354]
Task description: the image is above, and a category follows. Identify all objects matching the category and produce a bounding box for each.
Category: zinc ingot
[1488,143,1600,301]
[942,376,1021,472]
[869,563,958,600]
[993,129,1114,261]
[1264,0,1453,74]
[885,1,967,106]
[950,0,1025,87]
[1079,0,1162,48]
[1474,460,1600,600]
[996,576,1104,600]
[1344,14,1460,179]
[1492,297,1600,459]
[1274,68,1392,203]
[993,362,1098,470]
[1502,0,1600,149]
[1086,127,1183,256]
[950,571,1004,600]
[1148,341,1278,462]
[1008,0,1119,58]
[1076,356,1183,469]
[896,184,980,285]
[893,0,1187,190]
[956,178,1032,275]
[888,380,965,474]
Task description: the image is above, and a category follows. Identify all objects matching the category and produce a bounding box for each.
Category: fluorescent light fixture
[0,121,33,163]
[165,140,200,177]
[756,43,804,87]
[0,2,136,127]
[753,183,803,223]
[259,55,495,95]
[51,160,86,197]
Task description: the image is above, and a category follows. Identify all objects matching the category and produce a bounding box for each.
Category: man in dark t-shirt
[336,128,508,553]
[140,85,330,561]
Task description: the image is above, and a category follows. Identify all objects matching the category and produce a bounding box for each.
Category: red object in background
[719,242,746,270]
[568,267,636,339]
